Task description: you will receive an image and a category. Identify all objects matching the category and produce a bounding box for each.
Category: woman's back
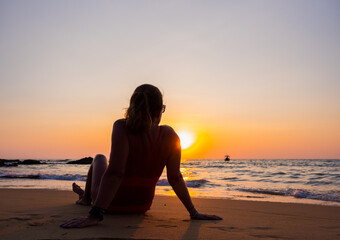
[108,119,179,213]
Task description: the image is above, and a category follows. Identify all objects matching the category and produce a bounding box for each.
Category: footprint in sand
[320,225,340,229]
[26,213,41,217]
[249,234,282,239]
[156,224,177,228]
[28,221,44,226]
[10,217,33,221]
[208,226,239,232]
[25,214,59,226]
[251,226,272,230]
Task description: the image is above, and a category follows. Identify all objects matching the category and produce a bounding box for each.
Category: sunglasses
[161,105,166,113]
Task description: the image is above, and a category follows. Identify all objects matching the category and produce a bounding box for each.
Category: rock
[67,157,93,164]
[20,159,43,165]
[0,159,19,167]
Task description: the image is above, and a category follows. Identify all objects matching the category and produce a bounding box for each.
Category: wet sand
[0,188,339,239]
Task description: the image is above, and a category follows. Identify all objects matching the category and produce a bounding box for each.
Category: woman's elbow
[167,174,183,187]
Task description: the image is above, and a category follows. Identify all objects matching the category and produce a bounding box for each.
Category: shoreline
[0,189,340,239]
[1,185,340,208]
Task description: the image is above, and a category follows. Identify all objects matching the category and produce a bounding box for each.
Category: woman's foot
[72,183,91,205]
[76,197,92,206]
[72,182,85,199]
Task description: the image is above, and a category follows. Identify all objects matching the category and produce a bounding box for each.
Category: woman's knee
[94,154,107,163]
[92,154,108,170]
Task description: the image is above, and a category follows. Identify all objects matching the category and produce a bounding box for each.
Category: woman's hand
[191,212,223,220]
[60,215,99,228]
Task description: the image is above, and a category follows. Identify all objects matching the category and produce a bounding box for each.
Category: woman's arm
[93,120,129,209]
[166,132,222,220]
[61,120,129,228]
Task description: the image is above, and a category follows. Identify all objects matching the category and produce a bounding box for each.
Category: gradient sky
[1,0,339,159]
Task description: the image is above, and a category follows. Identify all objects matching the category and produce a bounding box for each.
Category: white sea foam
[1,158,340,206]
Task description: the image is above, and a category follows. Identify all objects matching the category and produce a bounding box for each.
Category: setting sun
[177,131,195,150]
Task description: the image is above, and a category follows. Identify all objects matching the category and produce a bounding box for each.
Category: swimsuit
[108,126,164,214]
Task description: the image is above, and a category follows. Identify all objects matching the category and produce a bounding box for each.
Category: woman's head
[125,84,164,132]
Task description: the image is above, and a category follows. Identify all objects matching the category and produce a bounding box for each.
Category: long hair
[125,84,163,133]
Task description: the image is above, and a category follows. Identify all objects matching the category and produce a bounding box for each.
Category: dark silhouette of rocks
[67,157,93,164]
[0,159,19,167]
[0,159,45,166]
[20,159,43,165]
[0,157,93,166]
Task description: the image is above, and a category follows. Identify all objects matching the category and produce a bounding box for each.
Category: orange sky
[0,1,339,159]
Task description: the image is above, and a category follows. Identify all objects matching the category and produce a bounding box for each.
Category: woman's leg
[72,154,108,205]
[90,154,108,201]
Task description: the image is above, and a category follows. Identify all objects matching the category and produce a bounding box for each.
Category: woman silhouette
[61,84,222,228]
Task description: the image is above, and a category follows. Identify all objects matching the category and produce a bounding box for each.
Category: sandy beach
[0,189,339,239]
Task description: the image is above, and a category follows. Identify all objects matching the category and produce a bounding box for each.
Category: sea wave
[238,188,286,196]
[222,177,239,180]
[238,187,340,203]
[0,174,86,181]
[157,179,209,188]
[289,189,340,203]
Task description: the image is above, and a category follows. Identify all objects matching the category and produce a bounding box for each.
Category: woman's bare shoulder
[111,119,128,135]
[160,125,179,139]
[113,119,127,127]
[160,124,174,133]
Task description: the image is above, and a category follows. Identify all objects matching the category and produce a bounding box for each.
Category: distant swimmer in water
[60,84,222,228]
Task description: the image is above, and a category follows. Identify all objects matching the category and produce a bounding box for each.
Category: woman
[61,84,222,228]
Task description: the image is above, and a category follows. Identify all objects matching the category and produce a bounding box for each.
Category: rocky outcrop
[0,159,19,167]
[0,159,45,166]
[20,159,43,165]
[67,157,93,164]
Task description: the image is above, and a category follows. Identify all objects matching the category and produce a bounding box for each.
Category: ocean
[1,158,339,206]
